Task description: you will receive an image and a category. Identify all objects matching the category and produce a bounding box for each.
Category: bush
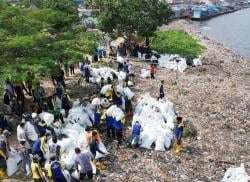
[183,119,198,138]
[150,30,205,58]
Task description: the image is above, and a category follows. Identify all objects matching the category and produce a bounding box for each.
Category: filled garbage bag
[221,163,250,182]
[39,112,54,126]
[133,93,176,150]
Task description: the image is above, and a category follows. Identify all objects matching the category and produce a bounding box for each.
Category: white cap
[31,113,37,119]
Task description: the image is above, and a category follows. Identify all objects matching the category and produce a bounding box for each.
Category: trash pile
[132,93,176,151]
[221,164,250,182]
[89,67,126,84]
[158,54,202,72]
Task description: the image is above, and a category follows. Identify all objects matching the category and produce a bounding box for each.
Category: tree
[0,0,101,91]
[92,0,171,39]
[150,30,205,58]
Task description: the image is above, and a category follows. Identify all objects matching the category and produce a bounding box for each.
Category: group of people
[0,49,187,181]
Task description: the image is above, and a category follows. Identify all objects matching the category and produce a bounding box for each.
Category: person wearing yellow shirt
[31,154,45,182]
[47,155,66,182]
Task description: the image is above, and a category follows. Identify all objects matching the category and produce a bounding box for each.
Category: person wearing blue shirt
[175,117,184,153]
[34,119,47,137]
[113,118,125,148]
[123,62,129,73]
[130,121,142,147]
[94,106,101,129]
[102,114,115,140]
[47,155,66,182]
[159,80,165,99]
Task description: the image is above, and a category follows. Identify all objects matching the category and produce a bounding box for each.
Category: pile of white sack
[221,163,250,182]
[158,54,202,72]
[39,100,109,180]
[89,67,126,84]
[132,93,176,151]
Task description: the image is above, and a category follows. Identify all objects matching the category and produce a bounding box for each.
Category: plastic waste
[221,163,250,182]
[39,112,54,126]
[133,93,176,150]
[123,87,135,100]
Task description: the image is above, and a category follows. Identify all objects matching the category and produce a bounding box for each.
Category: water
[193,8,250,59]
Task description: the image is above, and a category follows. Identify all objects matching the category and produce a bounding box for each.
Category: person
[51,94,62,110]
[159,80,165,99]
[102,114,115,140]
[23,116,38,145]
[61,93,71,116]
[17,119,26,143]
[14,81,27,103]
[84,65,90,83]
[125,95,133,117]
[89,131,105,159]
[150,64,155,79]
[49,136,62,161]
[32,132,49,166]
[113,117,125,148]
[93,106,101,130]
[130,121,142,147]
[47,154,66,182]
[99,77,105,89]
[123,62,129,73]
[107,77,112,85]
[25,71,35,95]
[74,147,93,181]
[33,114,47,137]
[56,69,65,87]
[17,139,31,176]
[128,63,135,81]
[117,61,123,72]
[33,83,45,108]
[31,154,45,182]
[55,83,64,99]
[0,130,10,179]
[64,63,69,77]
[175,117,185,153]
[5,79,15,99]
[3,87,13,114]
[69,63,75,75]
[16,99,26,120]
[0,114,12,132]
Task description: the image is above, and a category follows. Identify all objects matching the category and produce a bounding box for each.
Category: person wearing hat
[18,138,31,176]
[0,130,10,179]
[31,154,45,182]
[175,117,185,153]
[47,154,66,182]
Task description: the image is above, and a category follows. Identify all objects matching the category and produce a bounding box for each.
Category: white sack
[39,112,54,126]
[221,163,250,182]
[24,121,38,141]
[123,87,135,100]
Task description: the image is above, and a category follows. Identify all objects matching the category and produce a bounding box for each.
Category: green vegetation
[88,0,171,38]
[150,30,205,58]
[183,119,198,138]
[0,0,101,92]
